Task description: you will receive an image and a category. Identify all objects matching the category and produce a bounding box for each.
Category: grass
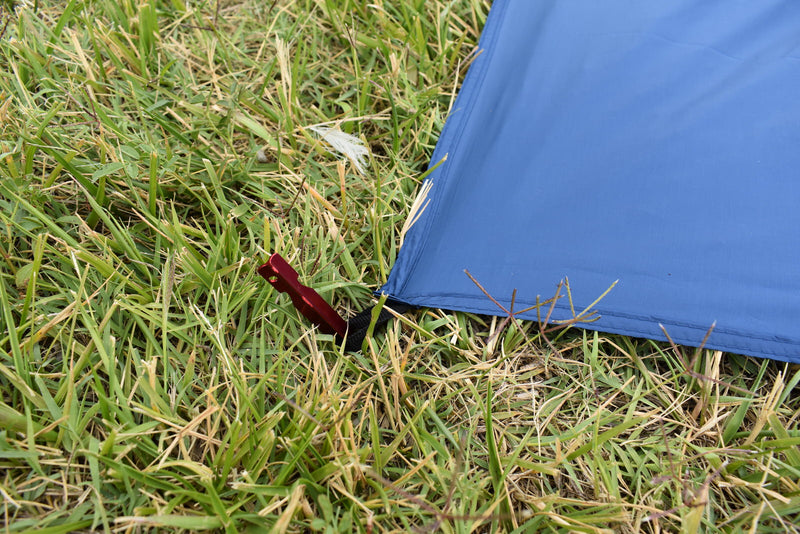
[1,0,800,532]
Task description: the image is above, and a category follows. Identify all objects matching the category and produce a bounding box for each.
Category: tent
[379,1,800,363]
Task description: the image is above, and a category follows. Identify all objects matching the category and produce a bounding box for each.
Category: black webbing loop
[342,299,413,352]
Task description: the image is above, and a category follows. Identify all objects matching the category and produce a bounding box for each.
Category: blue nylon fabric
[380,0,800,362]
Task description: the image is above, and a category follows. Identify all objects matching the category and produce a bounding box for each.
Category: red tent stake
[257,254,348,338]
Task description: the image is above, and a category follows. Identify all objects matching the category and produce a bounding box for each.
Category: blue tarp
[381,1,800,362]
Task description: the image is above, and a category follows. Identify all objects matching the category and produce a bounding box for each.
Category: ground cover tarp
[380,0,800,362]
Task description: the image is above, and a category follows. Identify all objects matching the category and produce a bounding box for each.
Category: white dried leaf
[400,179,433,248]
[309,125,369,174]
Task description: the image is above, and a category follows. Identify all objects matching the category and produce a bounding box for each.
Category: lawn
[1,0,800,532]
